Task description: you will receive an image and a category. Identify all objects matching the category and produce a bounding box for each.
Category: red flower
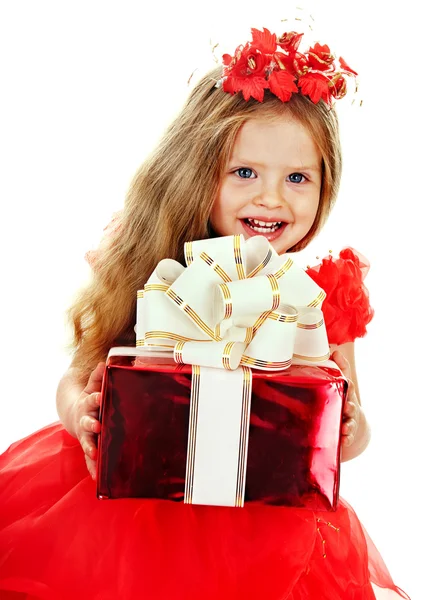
[222,43,270,101]
[277,31,303,54]
[330,74,347,99]
[298,72,332,104]
[220,27,357,105]
[275,50,308,77]
[306,43,335,72]
[268,70,298,102]
[223,72,269,102]
[251,27,277,54]
[306,248,374,345]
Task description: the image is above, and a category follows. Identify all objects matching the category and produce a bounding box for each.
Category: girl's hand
[72,362,106,480]
[331,349,361,448]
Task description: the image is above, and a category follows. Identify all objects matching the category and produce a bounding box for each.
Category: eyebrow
[229,157,321,172]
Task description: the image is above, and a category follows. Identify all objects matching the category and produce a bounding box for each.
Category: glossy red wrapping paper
[97,353,347,510]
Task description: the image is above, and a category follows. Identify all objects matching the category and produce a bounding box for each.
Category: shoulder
[305,247,374,346]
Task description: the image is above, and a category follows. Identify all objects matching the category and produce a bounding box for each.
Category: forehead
[231,116,321,168]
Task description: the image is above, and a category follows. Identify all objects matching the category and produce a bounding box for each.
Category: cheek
[209,192,230,234]
[293,200,320,226]
[210,194,224,222]
[300,191,321,219]
[211,184,236,219]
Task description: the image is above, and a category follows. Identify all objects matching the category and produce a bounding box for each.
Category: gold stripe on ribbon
[222,341,236,370]
[240,356,292,370]
[236,367,252,507]
[184,365,200,504]
[200,252,231,283]
[145,343,175,349]
[252,310,272,334]
[184,241,194,266]
[266,274,280,311]
[136,340,145,347]
[293,352,331,362]
[219,283,232,320]
[144,284,169,293]
[247,248,272,279]
[137,290,144,299]
[244,327,254,344]
[273,257,294,279]
[234,235,246,280]
[268,311,298,323]
[297,318,324,330]
[166,289,221,341]
[308,290,326,307]
[145,331,196,342]
[174,340,185,364]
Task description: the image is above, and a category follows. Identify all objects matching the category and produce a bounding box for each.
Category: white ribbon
[136,234,330,507]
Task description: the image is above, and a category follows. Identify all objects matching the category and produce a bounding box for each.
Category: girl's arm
[331,342,372,463]
[56,362,105,479]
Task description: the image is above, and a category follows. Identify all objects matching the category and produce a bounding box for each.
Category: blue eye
[235,168,255,179]
[288,173,305,184]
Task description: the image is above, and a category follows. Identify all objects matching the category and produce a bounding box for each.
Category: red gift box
[97,350,347,510]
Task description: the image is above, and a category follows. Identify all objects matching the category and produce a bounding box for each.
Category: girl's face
[211,115,322,255]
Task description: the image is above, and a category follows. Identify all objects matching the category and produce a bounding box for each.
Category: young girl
[0,28,409,600]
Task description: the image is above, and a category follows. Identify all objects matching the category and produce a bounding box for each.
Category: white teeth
[246,218,283,234]
[250,218,281,227]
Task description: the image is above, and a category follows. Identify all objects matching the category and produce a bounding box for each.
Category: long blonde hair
[68,65,342,376]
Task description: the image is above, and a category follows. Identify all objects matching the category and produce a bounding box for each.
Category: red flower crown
[220,27,357,105]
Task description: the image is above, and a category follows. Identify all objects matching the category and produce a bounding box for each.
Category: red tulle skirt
[0,423,409,600]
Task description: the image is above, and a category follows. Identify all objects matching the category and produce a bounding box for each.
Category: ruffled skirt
[0,423,409,600]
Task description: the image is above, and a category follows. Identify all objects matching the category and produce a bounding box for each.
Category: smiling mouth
[243,218,284,233]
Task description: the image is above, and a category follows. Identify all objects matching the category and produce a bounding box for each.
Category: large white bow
[136,234,330,368]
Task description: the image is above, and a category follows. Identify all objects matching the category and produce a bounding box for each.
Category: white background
[0,1,440,598]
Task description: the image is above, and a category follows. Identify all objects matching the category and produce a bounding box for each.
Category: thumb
[84,361,106,394]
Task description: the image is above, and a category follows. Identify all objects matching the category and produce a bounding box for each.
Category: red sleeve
[305,247,374,345]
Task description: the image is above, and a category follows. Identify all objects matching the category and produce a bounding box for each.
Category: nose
[252,182,284,209]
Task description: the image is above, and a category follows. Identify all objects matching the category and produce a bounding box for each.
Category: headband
[218,27,357,105]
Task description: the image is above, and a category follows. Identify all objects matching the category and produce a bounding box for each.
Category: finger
[79,431,98,460]
[332,350,351,379]
[80,414,101,434]
[343,399,358,418]
[347,378,355,395]
[342,418,357,435]
[344,379,356,406]
[84,392,101,412]
[84,362,106,395]
[342,433,355,447]
[85,455,97,481]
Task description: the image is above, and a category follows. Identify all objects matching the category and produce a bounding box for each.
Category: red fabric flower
[222,43,270,102]
[306,248,374,346]
[220,28,357,105]
[268,70,298,102]
[275,50,308,77]
[298,72,332,105]
[250,27,277,54]
[331,75,347,99]
[306,43,335,71]
[277,31,303,54]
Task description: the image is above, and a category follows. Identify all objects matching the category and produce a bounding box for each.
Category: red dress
[0,249,410,600]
